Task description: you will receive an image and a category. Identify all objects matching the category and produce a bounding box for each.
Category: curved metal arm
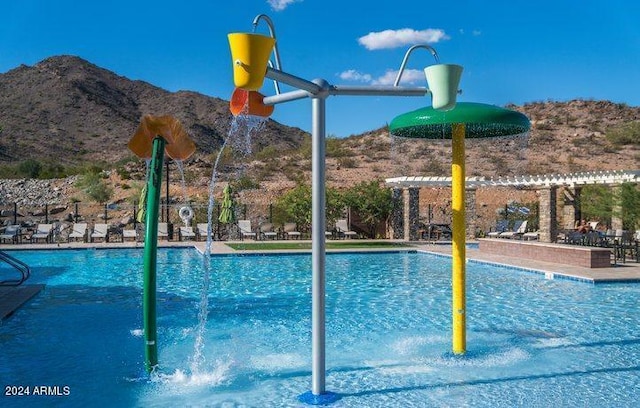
[393,44,440,87]
[252,14,282,95]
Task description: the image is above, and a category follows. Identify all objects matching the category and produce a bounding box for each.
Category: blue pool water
[1,248,639,407]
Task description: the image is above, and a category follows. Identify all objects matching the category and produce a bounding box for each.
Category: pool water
[1,248,639,407]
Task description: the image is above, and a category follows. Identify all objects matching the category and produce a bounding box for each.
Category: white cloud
[267,0,301,11]
[338,69,372,82]
[372,69,424,86]
[338,68,425,86]
[358,28,449,50]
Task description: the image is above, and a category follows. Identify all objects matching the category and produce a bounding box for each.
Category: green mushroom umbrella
[218,185,236,224]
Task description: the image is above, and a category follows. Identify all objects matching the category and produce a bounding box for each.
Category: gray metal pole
[311,95,327,395]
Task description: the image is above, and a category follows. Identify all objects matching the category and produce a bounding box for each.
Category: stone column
[403,187,420,241]
[389,188,404,239]
[537,186,558,242]
[465,187,477,239]
[561,187,581,229]
[611,185,623,231]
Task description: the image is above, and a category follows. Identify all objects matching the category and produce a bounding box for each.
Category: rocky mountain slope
[0,55,306,165]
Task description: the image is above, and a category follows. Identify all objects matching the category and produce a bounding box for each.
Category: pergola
[386,169,640,242]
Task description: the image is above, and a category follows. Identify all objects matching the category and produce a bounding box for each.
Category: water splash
[189,137,228,374]
[189,113,268,376]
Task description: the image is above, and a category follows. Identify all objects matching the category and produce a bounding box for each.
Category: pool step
[0,285,45,320]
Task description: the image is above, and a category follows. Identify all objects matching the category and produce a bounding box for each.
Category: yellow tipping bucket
[228,33,275,91]
[424,64,463,112]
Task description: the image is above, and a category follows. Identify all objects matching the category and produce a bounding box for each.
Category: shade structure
[128,115,196,160]
[389,102,530,139]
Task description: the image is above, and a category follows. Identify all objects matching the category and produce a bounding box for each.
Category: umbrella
[218,185,236,224]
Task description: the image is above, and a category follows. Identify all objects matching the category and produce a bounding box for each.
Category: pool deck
[1,240,640,319]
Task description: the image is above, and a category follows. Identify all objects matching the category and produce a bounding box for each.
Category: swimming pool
[1,248,639,407]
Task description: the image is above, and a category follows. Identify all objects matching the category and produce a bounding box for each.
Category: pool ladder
[0,250,31,286]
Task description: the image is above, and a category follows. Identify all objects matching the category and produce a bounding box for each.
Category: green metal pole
[143,136,166,373]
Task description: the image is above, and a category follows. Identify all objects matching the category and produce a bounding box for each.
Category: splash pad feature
[127,115,195,372]
[390,103,530,354]
[229,15,463,405]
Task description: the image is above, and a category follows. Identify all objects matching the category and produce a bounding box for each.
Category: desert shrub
[18,159,42,178]
[76,171,113,203]
[337,157,357,168]
[233,175,260,191]
[606,121,640,145]
[326,137,349,158]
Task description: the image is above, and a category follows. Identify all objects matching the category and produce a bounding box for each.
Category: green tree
[343,180,393,238]
[616,183,640,230]
[275,184,312,231]
[274,183,344,232]
[580,185,613,223]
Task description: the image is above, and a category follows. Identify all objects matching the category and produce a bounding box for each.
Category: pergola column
[403,187,420,241]
[562,186,581,229]
[465,187,477,239]
[390,187,404,239]
[537,186,558,242]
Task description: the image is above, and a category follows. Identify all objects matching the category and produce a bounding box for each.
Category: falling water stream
[188,113,268,377]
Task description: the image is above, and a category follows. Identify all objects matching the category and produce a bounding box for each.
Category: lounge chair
[259,223,278,240]
[283,223,301,240]
[90,223,109,242]
[487,220,509,238]
[122,225,140,242]
[196,223,210,241]
[522,230,539,241]
[158,223,169,240]
[335,219,357,239]
[0,225,21,244]
[238,220,256,240]
[179,226,196,241]
[499,220,527,239]
[68,223,88,242]
[31,223,53,243]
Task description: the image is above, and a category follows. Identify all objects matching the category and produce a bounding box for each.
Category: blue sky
[1,0,639,137]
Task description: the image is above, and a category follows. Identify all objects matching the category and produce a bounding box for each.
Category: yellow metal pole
[451,122,466,354]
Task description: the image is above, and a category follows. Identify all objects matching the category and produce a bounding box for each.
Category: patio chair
[522,230,539,241]
[487,220,509,238]
[499,220,528,239]
[122,225,140,242]
[283,223,301,240]
[238,219,257,240]
[179,226,196,241]
[68,223,88,242]
[259,222,278,240]
[196,223,210,241]
[158,223,169,240]
[31,223,53,243]
[335,219,358,239]
[0,225,21,244]
[90,223,109,242]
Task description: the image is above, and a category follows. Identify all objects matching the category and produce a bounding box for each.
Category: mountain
[0,56,639,201]
[0,55,307,165]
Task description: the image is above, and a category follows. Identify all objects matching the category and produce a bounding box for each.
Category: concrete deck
[417,243,640,283]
